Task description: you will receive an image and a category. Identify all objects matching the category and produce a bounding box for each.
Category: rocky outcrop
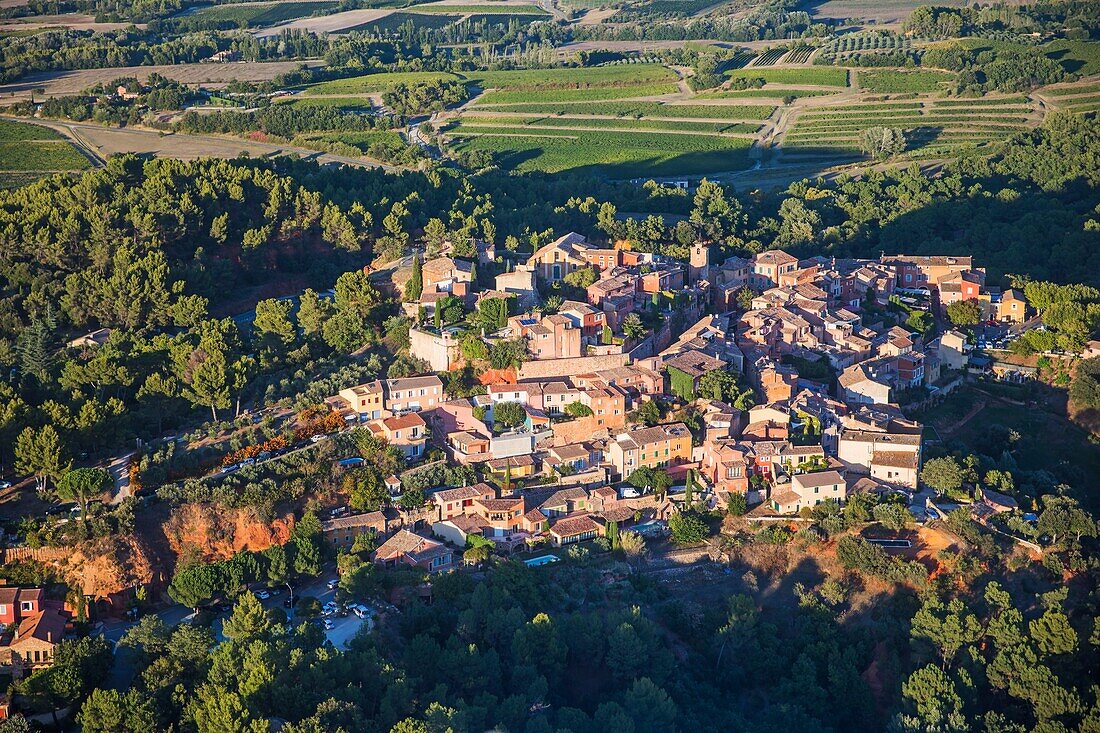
[163,503,294,562]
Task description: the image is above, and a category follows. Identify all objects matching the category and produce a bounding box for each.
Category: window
[20,601,33,612]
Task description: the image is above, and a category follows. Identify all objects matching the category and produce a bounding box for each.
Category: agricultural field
[280,96,377,112]
[1043,40,1100,76]
[305,130,407,151]
[724,67,849,87]
[466,99,776,118]
[781,95,1036,157]
[337,10,457,33]
[817,31,921,62]
[403,3,547,13]
[0,119,91,176]
[460,113,760,134]
[473,84,679,104]
[465,64,679,90]
[752,48,787,66]
[858,69,954,93]
[304,71,460,95]
[695,87,840,100]
[445,123,754,176]
[183,1,339,27]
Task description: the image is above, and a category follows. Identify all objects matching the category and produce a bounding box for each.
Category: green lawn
[447,125,753,175]
[305,71,460,95]
[724,67,849,87]
[0,141,90,171]
[858,69,954,93]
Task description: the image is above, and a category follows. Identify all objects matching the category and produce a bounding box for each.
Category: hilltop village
[314,232,1029,564]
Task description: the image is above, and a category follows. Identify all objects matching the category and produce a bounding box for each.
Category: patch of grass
[858,69,953,93]
[724,67,849,87]
[0,172,45,189]
[0,141,90,172]
[305,71,460,95]
[0,119,64,141]
[447,125,753,175]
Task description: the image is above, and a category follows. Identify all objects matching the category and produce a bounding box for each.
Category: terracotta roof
[599,506,636,523]
[872,451,919,469]
[792,470,845,489]
[487,455,536,470]
[374,530,450,564]
[383,412,426,430]
[322,511,386,532]
[13,609,67,645]
[755,250,798,266]
[770,490,801,508]
[549,514,600,537]
[432,483,493,503]
[386,375,444,391]
[477,497,524,511]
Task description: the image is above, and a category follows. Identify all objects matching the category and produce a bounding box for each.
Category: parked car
[326,579,339,590]
[620,487,640,499]
[322,618,335,630]
[310,434,325,443]
[0,481,11,490]
[256,590,270,600]
[351,604,370,619]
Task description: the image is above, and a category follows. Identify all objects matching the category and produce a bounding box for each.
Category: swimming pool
[524,555,561,567]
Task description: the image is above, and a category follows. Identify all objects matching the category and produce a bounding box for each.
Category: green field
[460,114,760,134]
[694,88,840,100]
[783,95,1034,156]
[0,119,65,141]
[466,100,775,119]
[308,130,407,150]
[464,64,678,90]
[724,67,849,87]
[338,11,457,32]
[858,69,953,93]
[474,84,679,104]
[406,3,547,12]
[1043,83,1100,97]
[1043,40,1100,76]
[447,125,754,176]
[305,71,460,95]
[281,97,376,112]
[187,1,338,26]
[0,141,91,172]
